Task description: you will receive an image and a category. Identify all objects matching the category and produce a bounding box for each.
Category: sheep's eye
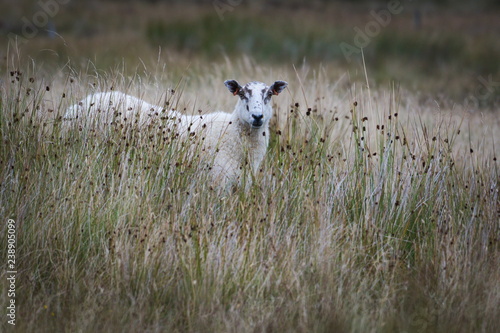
[264,90,273,102]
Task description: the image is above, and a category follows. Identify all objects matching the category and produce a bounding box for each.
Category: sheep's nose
[251,114,264,127]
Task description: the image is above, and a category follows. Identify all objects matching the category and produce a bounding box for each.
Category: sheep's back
[64,91,167,124]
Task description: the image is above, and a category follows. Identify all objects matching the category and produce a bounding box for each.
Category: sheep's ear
[270,80,288,95]
[224,80,243,96]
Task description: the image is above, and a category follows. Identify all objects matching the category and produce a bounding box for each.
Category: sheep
[64,79,288,187]
[63,91,171,126]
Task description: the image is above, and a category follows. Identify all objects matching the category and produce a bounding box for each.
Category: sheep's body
[64,80,287,187]
[194,111,270,184]
[64,91,175,126]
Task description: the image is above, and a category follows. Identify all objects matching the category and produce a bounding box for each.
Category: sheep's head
[224,80,288,129]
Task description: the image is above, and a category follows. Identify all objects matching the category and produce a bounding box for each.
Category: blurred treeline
[81,0,500,8]
[1,0,499,107]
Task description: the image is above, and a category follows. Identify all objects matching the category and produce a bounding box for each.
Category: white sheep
[63,91,171,126]
[64,79,288,187]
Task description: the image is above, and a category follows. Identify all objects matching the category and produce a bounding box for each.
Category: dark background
[1,0,499,108]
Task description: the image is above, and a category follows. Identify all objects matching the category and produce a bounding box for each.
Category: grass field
[1,53,498,332]
[1,1,499,332]
[2,1,500,107]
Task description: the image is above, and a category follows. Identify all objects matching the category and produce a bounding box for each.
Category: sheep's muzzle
[252,114,264,128]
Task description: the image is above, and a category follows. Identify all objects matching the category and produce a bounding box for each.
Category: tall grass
[0,57,498,332]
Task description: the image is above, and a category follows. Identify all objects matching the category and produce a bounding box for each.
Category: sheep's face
[225,80,288,129]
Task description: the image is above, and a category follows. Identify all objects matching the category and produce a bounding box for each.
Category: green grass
[0,56,498,332]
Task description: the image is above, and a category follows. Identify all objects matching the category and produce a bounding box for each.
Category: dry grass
[0,53,499,332]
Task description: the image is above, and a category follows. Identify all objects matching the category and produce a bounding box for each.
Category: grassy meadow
[1,1,499,332]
